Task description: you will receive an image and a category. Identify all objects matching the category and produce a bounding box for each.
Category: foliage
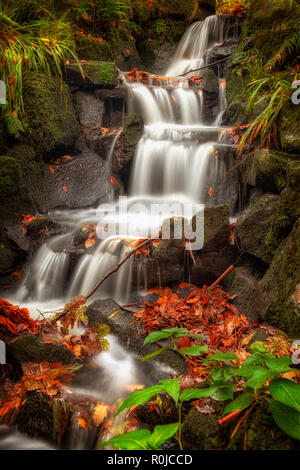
[0,361,80,417]
[0,299,39,336]
[217,0,250,15]
[0,0,81,120]
[112,337,300,449]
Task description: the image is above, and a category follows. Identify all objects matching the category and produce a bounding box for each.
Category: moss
[0,156,22,198]
[253,217,300,337]
[280,102,300,153]
[98,61,116,85]
[227,400,297,450]
[20,73,79,158]
[182,407,218,450]
[266,161,300,254]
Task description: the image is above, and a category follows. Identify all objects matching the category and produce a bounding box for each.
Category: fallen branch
[85,238,152,300]
[208,264,234,290]
[176,56,232,78]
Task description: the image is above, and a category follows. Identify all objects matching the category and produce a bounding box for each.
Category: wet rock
[26,217,62,241]
[16,391,54,443]
[86,299,187,373]
[280,102,300,153]
[265,161,300,253]
[112,114,144,182]
[236,194,280,265]
[65,61,118,88]
[147,43,177,75]
[6,332,80,365]
[74,91,104,153]
[0,240,17,274]
[222,267,261,322]
[193,204,230,253]
[182,407,218,450]
[73,224,98,249]
[223,99,248,126]
[252,218,300,336]
[117,44,141,72]
[45,152,107,210]
[191,247,237,286]
[204,41,238,77]
[247,149,291,194]
[201,69,219,124]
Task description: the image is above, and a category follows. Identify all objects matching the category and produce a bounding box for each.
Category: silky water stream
[2,14,240,449]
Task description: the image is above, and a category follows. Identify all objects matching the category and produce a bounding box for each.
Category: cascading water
[2,14,240,449]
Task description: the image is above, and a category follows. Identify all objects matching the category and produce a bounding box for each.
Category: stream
[3,14,241,449]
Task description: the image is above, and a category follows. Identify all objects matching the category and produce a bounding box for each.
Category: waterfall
[8,14,237,307]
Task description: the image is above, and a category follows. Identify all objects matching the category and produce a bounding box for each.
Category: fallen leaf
[92,403,109,427]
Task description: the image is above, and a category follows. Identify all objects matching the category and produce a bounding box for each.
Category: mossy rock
[253,217,300,337]
[65,61,117,87]
[223,99,247,126]
[247,149,293,194]
[266,161,300,254]
[0,156,22,198]
[20,73,79,158]
[236,194,280,265]
[280,102,300,154]
[182,407,218,450]
[192,204,230,253]
[227,400,298,450]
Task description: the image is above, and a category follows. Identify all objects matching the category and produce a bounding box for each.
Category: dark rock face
[222,267,261,322]
[223,99,247,126]
[45,152,107,210]
[252,218,300,336]
[147,43,177,75]
[86,298,187,373]
[204,41,238,77]
[280,102,300,154]
[21,73,79,158]
[17,391,54,442]
[246,149,292,194]
[201,69,219,124]
[6,332,80,365]
[236,194,280,265]
[200,204,230,253]
[74,91,104,154]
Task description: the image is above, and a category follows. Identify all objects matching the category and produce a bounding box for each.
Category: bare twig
[176,56,232,78]
[208,264,234,290]
[85,238,152,300]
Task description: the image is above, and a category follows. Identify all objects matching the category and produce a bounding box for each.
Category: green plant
[106,330,299,450]
[0,0,82,121]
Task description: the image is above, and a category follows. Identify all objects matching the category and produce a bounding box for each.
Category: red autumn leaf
[110,176,118,185]
[63,186,68,193]
[49,165,55,174]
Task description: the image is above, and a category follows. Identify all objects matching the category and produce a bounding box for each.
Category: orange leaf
[110,176,118,185]
[208,187,213,197]
[49,165,55,174]
[63,186,68,193]
[77,418,87,429]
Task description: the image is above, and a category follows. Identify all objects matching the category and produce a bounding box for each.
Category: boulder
[45,152,107,210]
[86,298,187,373]
[247,149,292,194]
[223,99,248,126]
[73,91,104,154]
[280,102,300,154]
[193,204,230,253]
[252,218,300,336]
[65,61,117,88]
[6,332,79,365]
[236,194,280,264]
[16,391,54,443]
[222,267,261,322]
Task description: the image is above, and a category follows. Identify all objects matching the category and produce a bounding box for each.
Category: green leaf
[223,392,254,416]
[148,423,179,449]
[117,385,164,414]
[265,357,292,373]
[159,379,181,406]
[210,365,233,384]
[141,347,170,362]
[249,341,268,353]
[210,385,234,402]
[232,365,267,377]
[269,399,300,441]
[208,352,239,362]
[244,353,270,366]
[180,345,208,356]
[143,328,190,345]
[245,370,275,392]
[180,387,217,402]
[99,429,151,450]
[269,379,300,412]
